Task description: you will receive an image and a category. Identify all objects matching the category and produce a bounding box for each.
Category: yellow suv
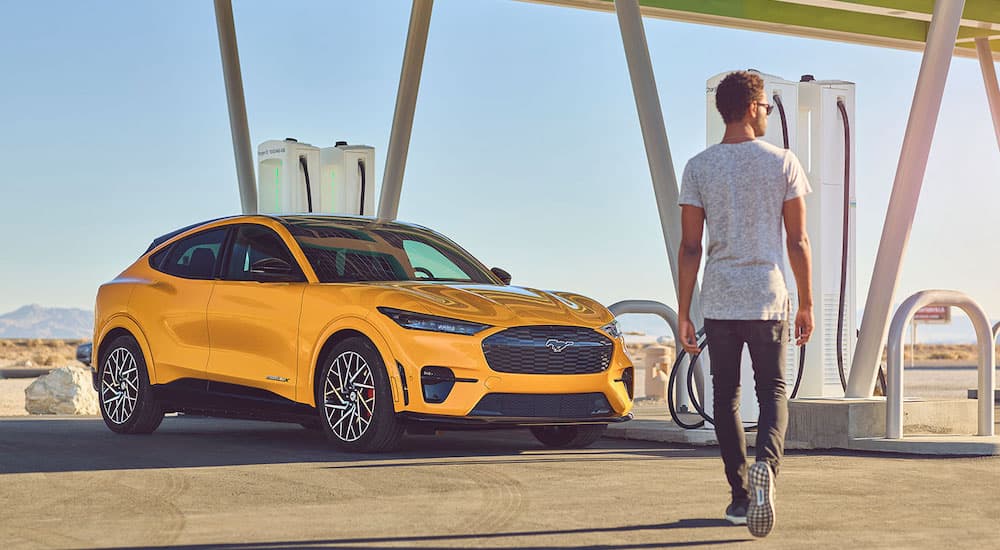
[93,215,634,451]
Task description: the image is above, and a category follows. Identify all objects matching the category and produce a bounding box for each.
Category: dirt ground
[0,338,86,368]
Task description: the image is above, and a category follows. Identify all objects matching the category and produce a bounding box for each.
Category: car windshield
[283,219,498,284]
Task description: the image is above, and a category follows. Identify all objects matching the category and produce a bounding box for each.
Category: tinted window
[285,221,496,284]
[224,225,304,282]
[148,247,170,270]
[403,240,468,280]
[158,227,228,280]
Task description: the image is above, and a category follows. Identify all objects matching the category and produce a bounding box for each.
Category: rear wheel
[98,335,164,434]
[530,424,607,448]
[316,337,403,452]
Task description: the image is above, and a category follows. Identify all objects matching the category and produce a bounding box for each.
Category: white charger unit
[795,77,856,398]
[257,138,321,214]
[703,71,801,421]
[698,71,857,424]
[319,143,376,216]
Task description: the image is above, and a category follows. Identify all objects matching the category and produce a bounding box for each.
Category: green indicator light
[274,166,281,211]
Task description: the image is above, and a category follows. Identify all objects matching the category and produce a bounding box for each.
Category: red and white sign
[913,305,950,324]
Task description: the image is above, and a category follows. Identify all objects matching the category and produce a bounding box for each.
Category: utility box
[257,138,321,214]
[319,143,377,216]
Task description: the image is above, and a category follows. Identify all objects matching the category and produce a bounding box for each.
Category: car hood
[369,282,612,328]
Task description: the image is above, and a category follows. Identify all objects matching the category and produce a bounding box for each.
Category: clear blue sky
[1,1,997,332]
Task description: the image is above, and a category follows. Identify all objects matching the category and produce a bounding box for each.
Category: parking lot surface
[1,416,997,549]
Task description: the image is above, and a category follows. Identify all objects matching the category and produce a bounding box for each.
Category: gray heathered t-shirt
[679,139,811,321]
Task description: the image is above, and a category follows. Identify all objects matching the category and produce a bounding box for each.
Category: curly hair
[715,71,765,125]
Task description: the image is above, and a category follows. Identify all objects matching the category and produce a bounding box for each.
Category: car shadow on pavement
[0,415,720,475]
[102,520,749,550]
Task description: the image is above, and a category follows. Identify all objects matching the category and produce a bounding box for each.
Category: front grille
[469,393,613,418]
[482,326,613,375]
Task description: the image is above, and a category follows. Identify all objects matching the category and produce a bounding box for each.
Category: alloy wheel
[323,351,376,442]
[101,347,140,424]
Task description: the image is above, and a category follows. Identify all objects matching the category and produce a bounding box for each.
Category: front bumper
[400,411,633,430]
[383,324,635,419]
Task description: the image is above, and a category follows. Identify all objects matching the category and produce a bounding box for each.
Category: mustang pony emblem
[545,339,575,353]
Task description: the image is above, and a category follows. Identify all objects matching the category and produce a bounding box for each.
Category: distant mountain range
[0,305,93,339]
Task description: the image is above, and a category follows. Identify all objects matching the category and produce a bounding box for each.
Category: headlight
[601,319,623,339]
[377,307,491,336]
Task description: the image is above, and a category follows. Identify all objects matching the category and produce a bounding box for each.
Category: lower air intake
[469,393,613,418]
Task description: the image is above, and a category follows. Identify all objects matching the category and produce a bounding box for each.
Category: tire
[316,337,404,452]
[98,334,164,434]
[530,424,607,448]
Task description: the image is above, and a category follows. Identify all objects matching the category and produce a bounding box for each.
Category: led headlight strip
[601,319,623,339]
[377,307,491,336]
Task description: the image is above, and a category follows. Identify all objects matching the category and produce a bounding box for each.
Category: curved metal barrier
[886,290,996,439]
[608,300,692,409]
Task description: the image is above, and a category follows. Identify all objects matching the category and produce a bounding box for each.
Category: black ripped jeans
[703,318,789,501]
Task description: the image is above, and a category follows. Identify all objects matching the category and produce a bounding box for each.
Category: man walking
[676,70,814,538]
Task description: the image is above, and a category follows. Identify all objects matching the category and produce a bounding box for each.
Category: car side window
[157,228,228,280]
[224,225,305,283]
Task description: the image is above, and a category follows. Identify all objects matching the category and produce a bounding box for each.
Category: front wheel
[98,334,164,434]
[530,424,607,448]
[316,337,404,452]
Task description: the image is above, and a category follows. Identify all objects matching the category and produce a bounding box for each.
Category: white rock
[24,366,99,415]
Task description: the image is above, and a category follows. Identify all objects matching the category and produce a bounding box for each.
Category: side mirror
[250,257,297,282]
[491,267,512,285]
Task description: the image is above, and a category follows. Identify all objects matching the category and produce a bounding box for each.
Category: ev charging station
[257,138,376,216]
[211,0,999,452]
[700,71,856,422]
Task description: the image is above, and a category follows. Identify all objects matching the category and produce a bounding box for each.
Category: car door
[206,223,307,401]
[130,226,228,384]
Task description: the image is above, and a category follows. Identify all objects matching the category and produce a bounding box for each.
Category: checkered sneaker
[747,461,775,537]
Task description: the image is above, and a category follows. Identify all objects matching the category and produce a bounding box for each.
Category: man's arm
[678,204,705,354]
[782,196,814,345]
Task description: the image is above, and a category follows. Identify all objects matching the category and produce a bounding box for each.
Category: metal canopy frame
[214,0,1000,398]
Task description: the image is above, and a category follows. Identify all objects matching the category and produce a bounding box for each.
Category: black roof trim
[144,216,239,254]
[274,213,430,232]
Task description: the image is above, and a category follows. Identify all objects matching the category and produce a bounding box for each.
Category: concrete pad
[786,397,979,449]
[605,418,816,449]
[613,399,996,455]
[850,435,1000,456]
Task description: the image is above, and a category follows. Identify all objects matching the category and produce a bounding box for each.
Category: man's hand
[794,307,814,346]
[679,317,700,356]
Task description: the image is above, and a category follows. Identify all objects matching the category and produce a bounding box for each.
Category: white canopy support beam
[213,0,257,214]
[975,37,1000,149]
[378,0,433,222]
[613,0,704,327]
[846,0,966,398]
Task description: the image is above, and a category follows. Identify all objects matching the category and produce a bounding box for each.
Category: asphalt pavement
[1,415,998,549]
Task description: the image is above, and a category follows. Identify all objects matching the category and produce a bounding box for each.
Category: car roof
[144,214,433,255]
